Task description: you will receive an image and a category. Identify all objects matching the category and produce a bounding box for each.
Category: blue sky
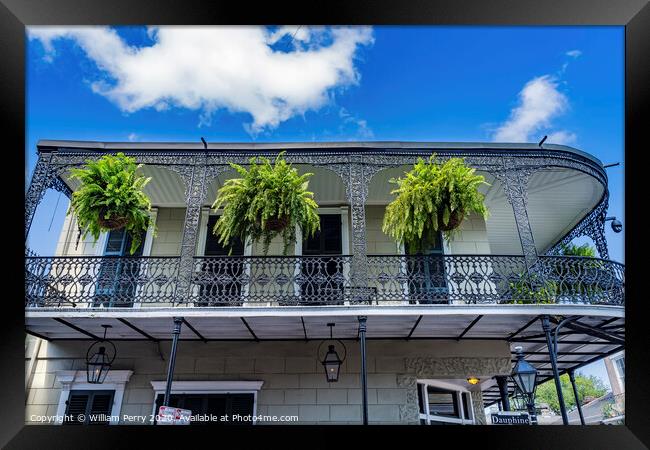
[26,26,623,386]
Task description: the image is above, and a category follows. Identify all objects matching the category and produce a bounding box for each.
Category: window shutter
[64,393,90,425]
[88,392,114,424]
[64,390,114,425]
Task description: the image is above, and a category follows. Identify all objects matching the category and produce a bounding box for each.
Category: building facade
[24,141,625,425]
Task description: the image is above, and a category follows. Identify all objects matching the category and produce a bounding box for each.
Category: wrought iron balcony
[25,256,180,307]
[367,255,624,306]
[25,254,624,308]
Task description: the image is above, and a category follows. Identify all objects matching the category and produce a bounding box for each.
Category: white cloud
[546,130,577,145]
[28,26,374,134]
[566,49,582,58]
[492,75,572,143]
[127,132,138,141]
[339,107,373,139]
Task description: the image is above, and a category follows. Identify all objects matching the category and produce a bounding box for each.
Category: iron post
[162,317,183,407]
[541,316,569,424]
[358,316,368,425]
[495,375,511,411]
[568,369,586,425]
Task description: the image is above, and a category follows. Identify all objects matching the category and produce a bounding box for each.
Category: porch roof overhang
[26,305,624,409]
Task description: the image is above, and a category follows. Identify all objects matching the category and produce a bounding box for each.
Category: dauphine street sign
[491,412,531,425]
[157,406,191,425]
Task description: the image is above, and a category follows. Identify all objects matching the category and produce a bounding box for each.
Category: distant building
[604,351,625,396]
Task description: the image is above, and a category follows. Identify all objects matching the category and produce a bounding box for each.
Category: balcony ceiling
[26,305,624,409]
[61,163,603,255]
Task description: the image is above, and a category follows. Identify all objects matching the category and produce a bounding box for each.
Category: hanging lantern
[317,323,347,383]
[511,346,538,398]
[86,324,116,384]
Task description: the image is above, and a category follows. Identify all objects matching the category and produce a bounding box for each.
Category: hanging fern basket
[97,208,130,230]
[264,215,291,232]
[436,209,464,232]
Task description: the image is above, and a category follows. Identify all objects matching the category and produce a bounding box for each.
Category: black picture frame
[3,0,647,448]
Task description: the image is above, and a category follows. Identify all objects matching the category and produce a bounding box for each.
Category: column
[25,153,73,241]
[541,316,569,424]
[174,159,208,305]
[495,375,511,411]
[568,369,586,425]
[358,316,369,425]
[495,159,538,269]
[25,153,53,240]
[162,317,184,407]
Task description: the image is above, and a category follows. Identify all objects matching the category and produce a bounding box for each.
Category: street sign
[491,412,530,425]
[157,406,191,425]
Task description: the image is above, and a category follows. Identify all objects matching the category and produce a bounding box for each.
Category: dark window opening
[426,386,460,418]
[197,215,245,306]
[296,214,344,306]
[154,393,254,425]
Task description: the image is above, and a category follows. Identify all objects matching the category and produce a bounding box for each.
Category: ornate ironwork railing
[25,254,624,307]
[25,256,180,307]
[187,255,352,305]
[366,255,624,306]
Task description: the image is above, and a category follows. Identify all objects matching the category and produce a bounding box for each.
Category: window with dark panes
[405,230,448,304]
[462,392,473,421]
[94,228,145,307]
[417,382,474,425]
[64,390,115,425]
[197,215,245,306]
[154,393,254,425]
[298,214,344,305]
[427,386,460,418]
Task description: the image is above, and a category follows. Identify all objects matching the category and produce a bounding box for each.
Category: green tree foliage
[212,152,320,255]
[67,153,153,254]
[559,242,597,257]
[382,155,489,253]
[534,373,607,414]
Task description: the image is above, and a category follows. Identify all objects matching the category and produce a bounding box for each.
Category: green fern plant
[211,152,320,255]
[507,272,558,304]
[66,153,154,255]
[382,154,489,253]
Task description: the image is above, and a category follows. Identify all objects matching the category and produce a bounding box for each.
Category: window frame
[64,389,115,425]
[54,370,133,425]
[93,208,158,309]
[416,379,475,425]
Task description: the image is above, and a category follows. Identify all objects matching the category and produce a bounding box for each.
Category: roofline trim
[36,139,603,167]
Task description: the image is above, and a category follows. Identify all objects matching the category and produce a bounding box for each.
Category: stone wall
[25,336,510,425]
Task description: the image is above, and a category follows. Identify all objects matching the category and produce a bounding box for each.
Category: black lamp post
[318,323,346,383]
[511,346,538,425]
[86,324,116,384]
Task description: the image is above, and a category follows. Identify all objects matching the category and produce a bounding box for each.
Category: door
[299,214,344,305]
[154,393,254,425]
[197,215,245,306]
[94,229,145,307]
[405,231,448,304]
